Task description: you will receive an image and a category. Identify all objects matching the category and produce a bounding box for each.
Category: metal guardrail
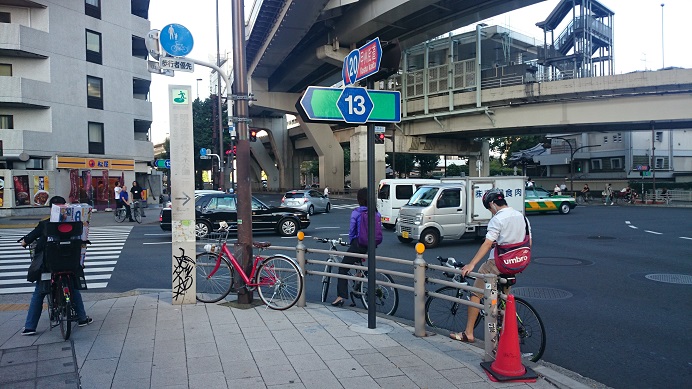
[272,237,501,362]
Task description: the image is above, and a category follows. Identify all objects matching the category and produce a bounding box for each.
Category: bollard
[296,231,306,308]
[413,243,428,337]
[483,273,498,362]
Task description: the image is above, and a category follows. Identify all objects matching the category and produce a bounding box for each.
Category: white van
[396,177,526,248]
[377,179,438,229]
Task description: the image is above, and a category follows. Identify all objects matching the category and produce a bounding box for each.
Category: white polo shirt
[485,207,531,246]
[114,186,122,200]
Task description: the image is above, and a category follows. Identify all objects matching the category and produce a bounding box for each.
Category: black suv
[159,193,310,238]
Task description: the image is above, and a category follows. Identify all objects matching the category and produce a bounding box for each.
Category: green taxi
[525,187,577,214]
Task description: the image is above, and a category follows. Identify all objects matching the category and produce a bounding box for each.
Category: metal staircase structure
[536,0,614,79]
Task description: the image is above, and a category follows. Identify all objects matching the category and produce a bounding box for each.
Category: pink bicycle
[195,222,303,310]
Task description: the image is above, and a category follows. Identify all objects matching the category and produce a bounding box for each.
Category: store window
[88,122,104,154]
[86,30,102,64]
[87,76,103,109]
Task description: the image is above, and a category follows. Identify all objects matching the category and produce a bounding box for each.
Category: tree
[415,154,440,178]
[489,135,545,165]
[343,147,351,177]
[446,164,464,176]
[388,153,415,177]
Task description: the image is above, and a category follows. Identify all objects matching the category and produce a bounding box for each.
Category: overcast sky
[148,0,691,144]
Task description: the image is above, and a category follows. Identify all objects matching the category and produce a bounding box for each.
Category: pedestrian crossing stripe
[329,204,358,210]
[0,226,133,294]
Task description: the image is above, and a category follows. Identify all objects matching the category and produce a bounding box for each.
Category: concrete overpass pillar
[350,126,385,189]
[467,140,490,177]
[250,117,286,191]
[296,118,345,193]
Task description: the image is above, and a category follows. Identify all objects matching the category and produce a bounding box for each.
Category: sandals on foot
[450,332,474,343]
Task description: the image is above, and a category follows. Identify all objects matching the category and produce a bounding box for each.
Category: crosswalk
[330,203,358,210]
[0,226,133,294]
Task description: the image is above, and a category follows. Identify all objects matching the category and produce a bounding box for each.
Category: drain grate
[644,274,692,285]
[532,257,592,266]
[512,287,573,300]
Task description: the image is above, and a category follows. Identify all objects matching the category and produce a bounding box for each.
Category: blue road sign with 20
[337,87,374,124]
[160,23,194,57]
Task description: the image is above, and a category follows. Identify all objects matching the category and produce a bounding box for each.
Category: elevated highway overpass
[238,1,692,192]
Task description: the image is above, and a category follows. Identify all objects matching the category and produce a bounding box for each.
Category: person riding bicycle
[581,184,590,199]
[19,196,92,336]
[130,181,146,217]
[449,189,532,343]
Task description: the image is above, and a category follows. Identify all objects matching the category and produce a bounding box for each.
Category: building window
[0,12,10,23]
[85,0,101,19]
[87,76,103,109]
[591,159,602,170]
[613,133,622,142]
[86,30,102,64]
[655,157,665,169]
[603,136,608,144]
[655,131,663,142]
[610,158,622,169]
[0,115,13,129]
[88,122,104,154]
[0,63,11,76]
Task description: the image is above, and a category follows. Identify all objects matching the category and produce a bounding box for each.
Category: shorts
[472,259,507,298]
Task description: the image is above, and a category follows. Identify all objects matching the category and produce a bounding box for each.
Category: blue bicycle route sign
[160,23,194,57]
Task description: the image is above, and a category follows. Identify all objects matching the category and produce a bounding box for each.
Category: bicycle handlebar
[313,236,349,246]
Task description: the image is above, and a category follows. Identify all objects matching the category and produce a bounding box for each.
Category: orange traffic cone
[480,294,538,382]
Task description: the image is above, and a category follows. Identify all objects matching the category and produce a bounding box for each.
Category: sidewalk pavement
[0,205,163,229]
[0,290,604,389]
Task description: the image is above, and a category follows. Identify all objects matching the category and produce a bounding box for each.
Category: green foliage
[386,153,416,177]
[415,154,440,178]
[343,148,351,177]
[446,164,464,176]
[489,135,545,164]
[489,158,515,176]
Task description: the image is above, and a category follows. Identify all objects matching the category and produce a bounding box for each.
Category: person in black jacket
[19,196,92,335]
[130,181,146,217]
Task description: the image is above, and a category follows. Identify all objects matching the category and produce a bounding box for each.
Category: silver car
[281,189,331,215]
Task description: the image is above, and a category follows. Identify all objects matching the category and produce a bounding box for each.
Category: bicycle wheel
[321,259,333,303]
[425,286,475,332]
[133,209,142,223]
[359,272,398,316]
[576,196,585,205]
[513,297,546,362]
[47,285,59,328]
[114,208,126,223]
[195,252,234,303]
[58,278,72,340]
[256,255,303,310]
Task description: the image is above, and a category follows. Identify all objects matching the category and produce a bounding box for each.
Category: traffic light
[575,161,582,172]
[249,129,257,142]
[225,145,237,155]
[374,132,385,144]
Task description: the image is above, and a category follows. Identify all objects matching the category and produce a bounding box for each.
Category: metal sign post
[168,85,196,304]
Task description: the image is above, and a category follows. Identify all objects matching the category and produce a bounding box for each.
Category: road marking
[144,233,172,236]
[680,237,692,241]
[143,242,171,245]
[644,230,662,235]
[628,225,638,229]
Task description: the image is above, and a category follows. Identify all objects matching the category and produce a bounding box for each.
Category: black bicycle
[425,256,546,362]
[315,237,399,316]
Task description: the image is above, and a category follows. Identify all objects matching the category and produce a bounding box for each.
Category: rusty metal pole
[231,0,253,303]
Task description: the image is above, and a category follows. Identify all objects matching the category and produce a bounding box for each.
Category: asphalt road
[93,194,692,388]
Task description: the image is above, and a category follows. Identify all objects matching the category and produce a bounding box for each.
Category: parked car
[281,189,331,215]
[525,187,576,214]
[159,193,310,237]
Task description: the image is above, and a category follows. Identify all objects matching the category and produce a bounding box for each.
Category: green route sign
[297,86,401,124]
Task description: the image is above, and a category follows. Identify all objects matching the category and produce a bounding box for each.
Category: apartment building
[0,0,153,215]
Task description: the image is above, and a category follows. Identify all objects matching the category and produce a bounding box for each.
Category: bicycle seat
[498,274,517,286]
[253,241,271,249]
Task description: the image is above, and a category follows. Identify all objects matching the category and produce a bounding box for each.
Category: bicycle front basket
[44,241,83,272]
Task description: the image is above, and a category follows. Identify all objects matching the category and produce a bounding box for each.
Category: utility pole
[216,0,225,190]
[231,0,253,304]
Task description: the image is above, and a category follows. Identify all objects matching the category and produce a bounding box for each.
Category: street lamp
[547,137,601,192]
[195,78,203,99]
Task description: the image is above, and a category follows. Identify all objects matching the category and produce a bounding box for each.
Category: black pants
[117,199,132,219]
[336,239,368,299]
